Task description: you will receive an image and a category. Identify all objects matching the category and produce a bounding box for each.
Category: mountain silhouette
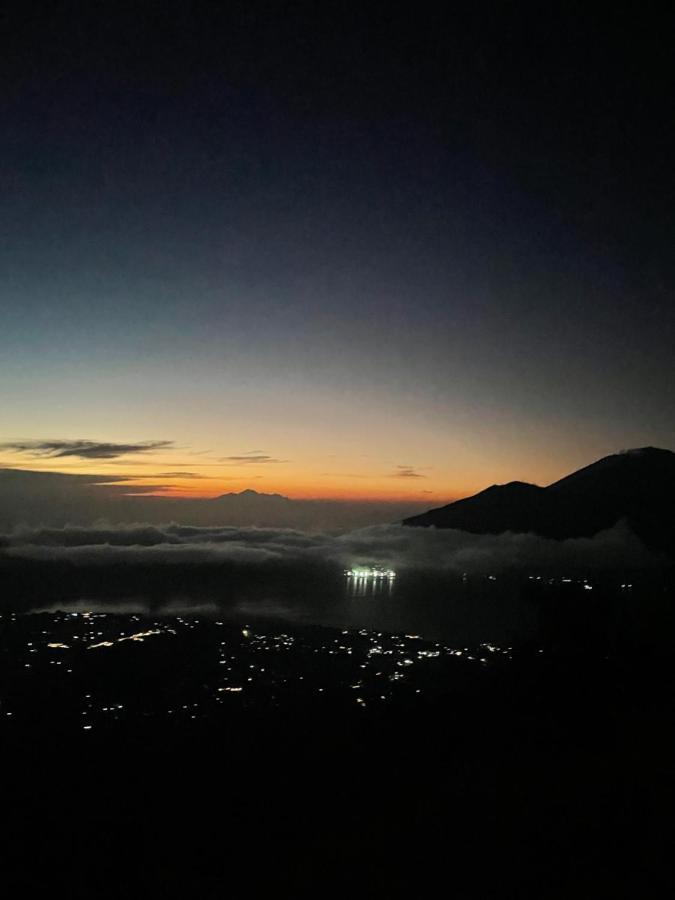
[212,489,289,502]
[0,471,430,531]
[403,448,675,555]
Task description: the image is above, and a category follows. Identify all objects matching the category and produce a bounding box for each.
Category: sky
[1,3,674,503]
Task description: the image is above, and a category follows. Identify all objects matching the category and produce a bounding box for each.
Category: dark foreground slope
[404,447,675,555]
[3,606,675,898]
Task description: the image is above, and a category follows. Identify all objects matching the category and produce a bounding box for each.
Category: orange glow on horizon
[0,456,471,503]
[109,475,461,503]
[0,437,577,505]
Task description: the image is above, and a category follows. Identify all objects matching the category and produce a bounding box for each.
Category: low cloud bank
[1,519,662,573]
[2,521,672,647]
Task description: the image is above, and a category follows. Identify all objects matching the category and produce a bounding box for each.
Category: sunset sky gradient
[2,6,673,503]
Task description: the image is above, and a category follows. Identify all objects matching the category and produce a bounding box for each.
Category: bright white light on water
[344,566,396,579]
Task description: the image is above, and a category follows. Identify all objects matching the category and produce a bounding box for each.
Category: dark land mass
[0,469,430,531]
[2,603,675,897]
[404,447,675,556]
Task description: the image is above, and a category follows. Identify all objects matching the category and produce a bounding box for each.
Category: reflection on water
[7,567,548,644]
[338,570,541,644]
[345,572,395,598]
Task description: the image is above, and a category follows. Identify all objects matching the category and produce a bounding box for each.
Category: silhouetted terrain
[0,469,430,531]
[3,608,675,897]
[2,452,674,896]
[404,447,675,556]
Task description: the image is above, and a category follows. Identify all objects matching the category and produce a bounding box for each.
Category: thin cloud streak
[220,454,288,465]
[153,472,206,479]
[393,466,426,479]
[0,439,174,460]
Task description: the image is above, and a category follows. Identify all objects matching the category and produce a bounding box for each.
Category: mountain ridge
[403,448,675,556]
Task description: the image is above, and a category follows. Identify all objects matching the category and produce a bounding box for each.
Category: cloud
[393,466,426,478]
[153,472,205,479]
[1,521,668,644]
[0,520,661,573]
[0,439,174,460]
[122,486,197,495]
[96,471,205,484]
[220,453,288,465]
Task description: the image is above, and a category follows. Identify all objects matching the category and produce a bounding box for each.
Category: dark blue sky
[1,3,673,498]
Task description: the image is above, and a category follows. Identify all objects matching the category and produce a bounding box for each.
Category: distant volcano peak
[212,489,289,501]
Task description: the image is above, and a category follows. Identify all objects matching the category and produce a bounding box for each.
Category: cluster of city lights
[345,566,396,580]
[1,610,516,730]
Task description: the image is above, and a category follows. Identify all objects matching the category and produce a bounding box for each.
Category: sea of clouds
[0,519,661,574]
